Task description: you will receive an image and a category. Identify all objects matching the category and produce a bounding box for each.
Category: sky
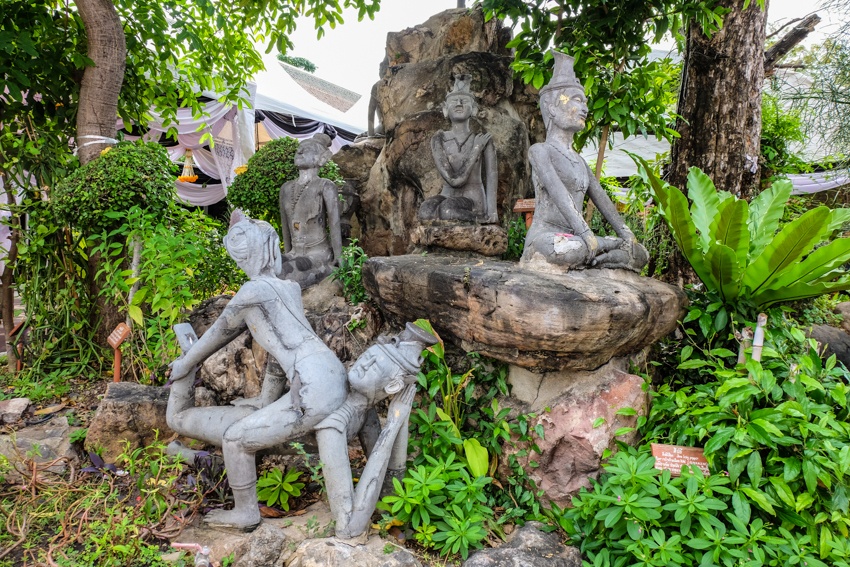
[283,0,844,100]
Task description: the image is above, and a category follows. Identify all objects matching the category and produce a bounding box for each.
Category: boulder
[809,324,850,368]
[0,397,29,424]
[463,522,581,567]
[286,536,422,567]
[231,523,288,567]
[363,255,686,372]
[835,301,850,334]
[0,416,76,478]
[85,382,172,461]
[354,8,544,257]
[502,362,648,507]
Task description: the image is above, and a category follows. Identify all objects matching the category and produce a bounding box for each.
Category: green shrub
[330,239,369,304]
[227,137,343,232]
[257,467,304,511]
[639,158,850,309]
[52,142,176,233]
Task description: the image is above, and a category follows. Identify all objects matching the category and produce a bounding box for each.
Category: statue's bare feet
[203,507,261,532]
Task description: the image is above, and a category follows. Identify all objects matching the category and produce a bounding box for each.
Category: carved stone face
[547,87,588,133]
[445,94,476,123]
[348,347,410,403]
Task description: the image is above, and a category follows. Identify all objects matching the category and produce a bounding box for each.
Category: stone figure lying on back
[520,51,648,272]
[166,211,437,534]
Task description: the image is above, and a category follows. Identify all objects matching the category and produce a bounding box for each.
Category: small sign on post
[107,322,131,383]
[512,198,536,229]
[651,443,710,476]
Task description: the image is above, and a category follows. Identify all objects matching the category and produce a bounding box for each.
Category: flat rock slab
[0,416,75,478]
[413,224,508,256]
[363,256,686,371]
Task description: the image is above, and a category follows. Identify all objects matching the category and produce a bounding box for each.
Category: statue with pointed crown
[418,74,499,224]
[521,51,648,272]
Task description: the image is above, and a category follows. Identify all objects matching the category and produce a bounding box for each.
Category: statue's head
[294,133,333,170]
[443,74,478,123]
[224,210,282,278]
[539,51,588,133]
[348,323,438,403]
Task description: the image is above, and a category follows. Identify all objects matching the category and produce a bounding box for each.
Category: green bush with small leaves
[227,137,343,232]
[331,239,369,304]
[52,141,176,234]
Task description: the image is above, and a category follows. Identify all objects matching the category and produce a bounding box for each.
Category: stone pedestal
[363,255,686,372]
[413,224,508,256]
[503,359,648,507]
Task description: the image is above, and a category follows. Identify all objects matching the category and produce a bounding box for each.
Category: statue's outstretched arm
[170,299,249,381]
[585,168,635,242]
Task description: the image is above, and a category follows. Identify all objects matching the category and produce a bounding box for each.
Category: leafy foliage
[276,54,317,73]
[481,0,724,150]
[257,467,304,511]
[381,322,548,559]
[227,137,344,232]
[52,142,176,234]
[639,159,850,308]
[502,215,527,261]
[330,239,369,304]
[760,93,809,180]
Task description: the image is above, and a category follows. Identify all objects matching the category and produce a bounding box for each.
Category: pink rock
[0,397,30,424]
[503,365,647,507]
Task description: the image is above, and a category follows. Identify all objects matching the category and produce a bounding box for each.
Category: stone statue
[316,323,437,538]
[520,52,648,272]
[166,213,437,533]
[279,133,342,289]
[418,74,498,224]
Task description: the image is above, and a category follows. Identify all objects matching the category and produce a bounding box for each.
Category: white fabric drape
[260,118,347,153]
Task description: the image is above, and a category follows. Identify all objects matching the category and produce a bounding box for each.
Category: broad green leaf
[769,477,795,507]
[128,305,143,326]
[740,486,776,515]
[687,167,721,248]
[743,206,830,295]
[827,208,850,235]
[754,276,850,308]
[712,198,750,270]
[657,184,714,287]
[749,179,791,258]
[764,237,850,291]
[462,438,489,478]
[705,244,742,303]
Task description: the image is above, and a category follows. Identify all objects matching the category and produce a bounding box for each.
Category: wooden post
[107,322,131,382]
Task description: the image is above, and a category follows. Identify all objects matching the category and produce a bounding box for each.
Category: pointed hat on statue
[539,50,583,96]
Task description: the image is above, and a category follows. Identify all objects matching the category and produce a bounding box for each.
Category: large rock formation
[334,8,544,257]
[363,255,686,372]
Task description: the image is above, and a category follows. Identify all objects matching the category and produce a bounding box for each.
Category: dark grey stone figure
[166,213,437,534]
[521,52,648,272]
[418,74,498,224]
[279,134,342,289]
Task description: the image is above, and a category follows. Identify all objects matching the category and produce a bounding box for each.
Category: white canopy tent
[123,52,368,207]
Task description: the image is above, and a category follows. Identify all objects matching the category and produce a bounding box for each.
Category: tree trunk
[74,0,126,346]
[74,0,125,165]
[669,0,768,200]
[0,173,20,372]
[764,13,820,75]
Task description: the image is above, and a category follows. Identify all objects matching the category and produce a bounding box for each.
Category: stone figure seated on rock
[279,133,342,289]
[418,74,498,224]
[520,52,648,272]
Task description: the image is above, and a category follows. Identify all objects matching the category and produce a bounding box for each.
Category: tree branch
[764,13,821,75]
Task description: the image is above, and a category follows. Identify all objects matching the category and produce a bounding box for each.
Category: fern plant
[638,158,850,308]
